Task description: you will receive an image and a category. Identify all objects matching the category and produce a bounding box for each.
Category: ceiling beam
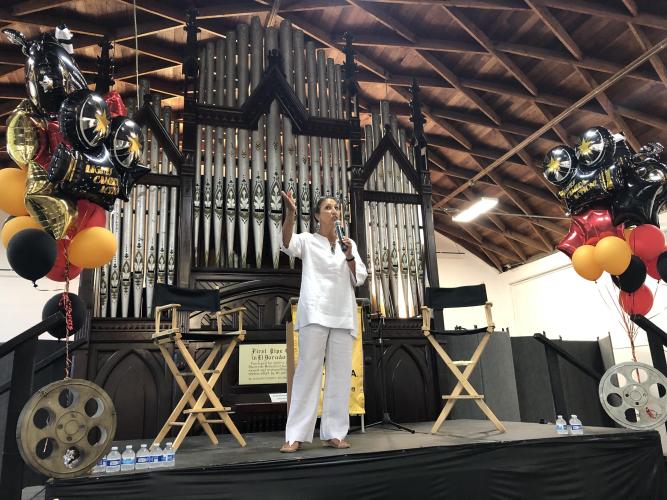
[524,0,581,60]
[533,0,667,31]
[628,23,667,89]
[442,6,538,95]
[11,0,72,16]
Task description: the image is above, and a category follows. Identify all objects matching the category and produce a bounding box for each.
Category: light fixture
[452,197,498,222]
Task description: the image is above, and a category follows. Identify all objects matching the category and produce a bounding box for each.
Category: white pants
[285,324,354,444]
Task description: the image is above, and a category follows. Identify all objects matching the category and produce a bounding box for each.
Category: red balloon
[46,239,82,282]
[557,207,624,258]
[619,284,654,316]
[646,255,661,280]
[629,224,665,261]
[104,91,127,118]
[65,200,107,239]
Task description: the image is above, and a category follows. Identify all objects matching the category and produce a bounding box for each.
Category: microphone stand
[363,313,415,434]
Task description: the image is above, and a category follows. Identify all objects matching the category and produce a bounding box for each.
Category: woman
[279,191,367,453]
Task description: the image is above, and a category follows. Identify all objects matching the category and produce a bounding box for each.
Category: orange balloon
[572,245,603,281]
[594,236,632,275]
[0,168,28,216]
[68,227,117,269]
[1,215,43,248]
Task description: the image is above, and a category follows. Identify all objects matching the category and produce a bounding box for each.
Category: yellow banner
[289,304,365,415]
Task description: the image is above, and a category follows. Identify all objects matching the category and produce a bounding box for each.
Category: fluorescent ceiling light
[452,197,498,222]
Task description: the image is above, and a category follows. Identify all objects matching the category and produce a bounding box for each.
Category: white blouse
[281,232,368,337]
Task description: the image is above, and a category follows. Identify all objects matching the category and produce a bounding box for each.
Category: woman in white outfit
[279,191,367,453]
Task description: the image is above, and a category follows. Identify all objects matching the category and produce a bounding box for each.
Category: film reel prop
[16,379,116,478]
[598,361,667,430]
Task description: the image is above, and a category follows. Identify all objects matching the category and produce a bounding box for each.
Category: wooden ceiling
[2,0,667,270]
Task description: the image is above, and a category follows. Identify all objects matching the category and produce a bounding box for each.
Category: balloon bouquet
[0,27,148,338]
[542,126,667,320]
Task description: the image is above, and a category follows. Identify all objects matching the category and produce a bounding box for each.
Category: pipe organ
[93,15,431,321]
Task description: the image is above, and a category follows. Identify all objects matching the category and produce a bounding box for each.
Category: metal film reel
[16,379,116,478]
[599,362,667,430]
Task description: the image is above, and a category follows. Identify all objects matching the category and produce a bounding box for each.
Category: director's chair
[421,284,506,434]
[151,283,247,450]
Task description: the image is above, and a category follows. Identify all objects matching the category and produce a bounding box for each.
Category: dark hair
[314,196,338,215]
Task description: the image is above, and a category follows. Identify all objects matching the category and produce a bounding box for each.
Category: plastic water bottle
[105,446,121,473]
[163,442,175,468]
[121,444,135,471]
[555,415,568,435]
[569,415,584,435]
[149,443,162,469]
[92,454,106,474]
[135,444,150,470]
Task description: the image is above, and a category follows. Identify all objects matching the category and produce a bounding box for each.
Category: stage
[45,420,665,499]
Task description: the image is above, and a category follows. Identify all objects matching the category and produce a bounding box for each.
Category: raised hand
[281,190,297,214]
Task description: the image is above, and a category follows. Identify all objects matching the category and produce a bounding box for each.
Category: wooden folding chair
[421,285,506,434]
[151,283,247,451]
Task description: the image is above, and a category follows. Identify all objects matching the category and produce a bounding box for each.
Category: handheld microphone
[334,220,348,252]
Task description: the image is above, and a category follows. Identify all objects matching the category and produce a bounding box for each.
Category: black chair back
[425,285,487,309]
[154,283,219,312]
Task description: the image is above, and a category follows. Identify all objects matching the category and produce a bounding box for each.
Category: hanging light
[452,197,498,222]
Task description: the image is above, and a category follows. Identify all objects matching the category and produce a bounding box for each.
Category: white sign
[238,343,287,385]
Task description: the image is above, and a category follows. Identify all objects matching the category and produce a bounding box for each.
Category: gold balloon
[6,100,44,168]
[24,161,76,239]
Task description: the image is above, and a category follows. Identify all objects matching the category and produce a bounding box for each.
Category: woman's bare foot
[324,438,350,449]
[279,441,300,453]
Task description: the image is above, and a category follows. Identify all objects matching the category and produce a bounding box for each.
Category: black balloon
[59,89,111,150]
[47,143,148,210]
[575,126,615,170]
[611,144,667,227]
[2,29,86,119]
[109,116,144,169]
[657,251,667,282]
[611,255,647,293]
[6,228,57,284]
[42,292,86,339]
[542,145,577,186]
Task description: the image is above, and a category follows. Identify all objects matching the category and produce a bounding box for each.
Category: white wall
[0,211,79,342]
[435,223,667,366]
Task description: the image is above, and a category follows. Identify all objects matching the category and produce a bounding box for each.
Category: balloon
[0,167,28,216]
[108,116,144,169]
[628,224,665,261]
[1,215,43,248]
[594,236,632,275]
[48,143,148,211]
[46,239,81,281]
[571,245,603,281]
[69,226,116,268]
[611,143,667,227]
[619,285,654,316]
[557,207,624,257]
[41,292,86,339]
[24,161,76,239]
[2,29,87,118]
[6,228,56,284]
[542,145,576,186]
[74,200,106,231]
[657,251,667,282]
[59,89,111,151]
[646,255,661,280]
[624,226,635,243]
[611,256,646,293]
[6,100,46,168]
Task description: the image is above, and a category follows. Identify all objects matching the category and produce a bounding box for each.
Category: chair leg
[156,343,222,449]
[176,338,247,448]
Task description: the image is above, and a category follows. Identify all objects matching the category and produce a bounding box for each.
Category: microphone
[334,220,348,252]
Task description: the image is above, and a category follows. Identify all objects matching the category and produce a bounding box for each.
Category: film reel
[16,379,116,478]
[599,361,667,430]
